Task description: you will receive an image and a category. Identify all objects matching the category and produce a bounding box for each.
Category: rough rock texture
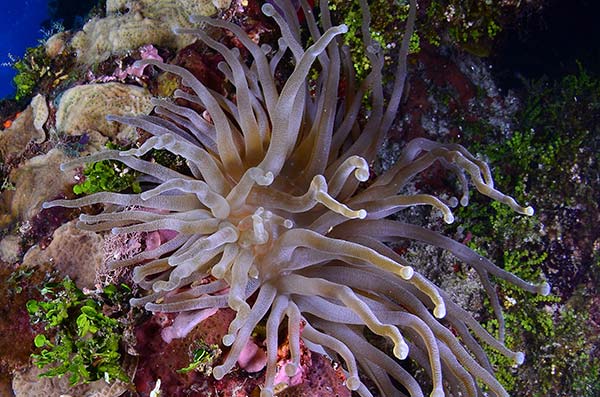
[71,14,177,65]
[133,309,238,396]
[30,94,49,134]
[55,82,154,139]
[276,353,351,397]
[0,372,12,397]
[0,260,46,393]
[22,220,105,290]
[72,0,232,64]
[8,149,77,223]
[44,31,68,58]
[0,95,47,161]
[12,363,132,397]
[0,235,21,264]
[0,190,13,231]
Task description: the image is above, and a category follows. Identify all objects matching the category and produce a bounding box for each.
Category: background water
[0,0,49,99]
[492,0,600,90]
[0,0,598,99]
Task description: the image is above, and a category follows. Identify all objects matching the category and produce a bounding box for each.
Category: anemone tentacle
[44,1,548,396]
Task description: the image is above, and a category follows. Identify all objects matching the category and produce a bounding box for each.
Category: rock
[0,235,21,263]
[0,96,46,161]
[73,0,232,65]
[44,31,68,58]
[30,94,49,134]
[8,149,76,223]
[22,220,105,290]
[55,82,154,140]
[0,189,14,230]
[12,365,131,397]
[71,14,177,65]
[0,372,12,397]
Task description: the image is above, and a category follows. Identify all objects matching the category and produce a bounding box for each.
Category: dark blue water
[491,0,600,89]
[0,0,49,99]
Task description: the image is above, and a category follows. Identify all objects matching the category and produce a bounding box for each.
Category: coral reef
[0,94,47,161]
[452,65,600,397]
[7,149,77,224]
[4,0,596,396]
[55,82,154,140]
[22,220,105,289]
[43,1,549,396]
[72,0,232,65]
[0,263,46,390]
[12,366,131,397]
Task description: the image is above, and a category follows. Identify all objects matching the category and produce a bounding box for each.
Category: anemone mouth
[42,0,547,396]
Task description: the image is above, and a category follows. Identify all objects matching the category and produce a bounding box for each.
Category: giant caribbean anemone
[44,0,550,396]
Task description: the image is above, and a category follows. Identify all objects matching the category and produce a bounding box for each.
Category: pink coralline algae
[133,307,349,396]
[276,353,351,397]
[160,307,219,344]
[87,45,165,84]
[114,45,164,80]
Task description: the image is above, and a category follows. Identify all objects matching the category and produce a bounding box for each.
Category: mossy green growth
[486,281,600,397]
[530,288,600,397]
[0,160,15,192]
[12,45,51,101]
[454,198,557,392]
[480,249,559,392]
[177,341,221,375]
[73,143,141,195]
[423,0,508,56]
[329,0,419,79]
[27,278,131,385]
[465,64,598,209]
[453,65,600,396]
[147,148,190,175]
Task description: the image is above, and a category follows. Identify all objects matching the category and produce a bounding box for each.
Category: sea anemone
[44,0,550,396]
